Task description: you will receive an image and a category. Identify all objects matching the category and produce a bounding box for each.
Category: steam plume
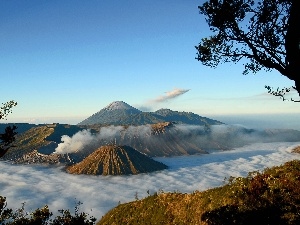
[55,129,94,154]
[54,124,300,157]
[153,88,190,103]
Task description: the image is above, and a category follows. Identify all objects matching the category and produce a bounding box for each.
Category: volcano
[66,145,168,175]
[77,101,223,126]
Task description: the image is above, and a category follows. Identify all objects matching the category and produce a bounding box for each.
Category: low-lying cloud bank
[54,124,300,156]
[1,142,300,222]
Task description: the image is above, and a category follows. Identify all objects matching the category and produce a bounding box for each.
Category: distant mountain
[66,145,167,175]
[0,123,38,134]
[78,101,142,125]
[154,108,222,126]
[78,101,223,126]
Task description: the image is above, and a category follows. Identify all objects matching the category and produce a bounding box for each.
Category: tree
[0,197,96,224]
[195,0,300,99]
[0,100,18,157]
[0,100,97,224]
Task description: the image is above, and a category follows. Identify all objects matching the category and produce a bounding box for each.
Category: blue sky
[1,0,300,128]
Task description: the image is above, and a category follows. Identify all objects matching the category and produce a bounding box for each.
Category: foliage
[195,0,300,97]
[202,160,300,224]
[0,101,17,120]
[99,160,300,224]
[0,197,96,225]
[265,85,300,102]
[0,101,18,158]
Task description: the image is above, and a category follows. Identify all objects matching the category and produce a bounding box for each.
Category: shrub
[0,197,96,225]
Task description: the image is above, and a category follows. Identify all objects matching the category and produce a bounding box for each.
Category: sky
[1,0,300,128]
[1,141,300,222]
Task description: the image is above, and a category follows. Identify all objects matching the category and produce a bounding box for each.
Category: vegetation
[0,198,96,225]
[0,100,18,157]
[0,101,98,224]
[0,101,17,121]
[99,160,300,224]
[292,146,300,153]
[196,0,300,99]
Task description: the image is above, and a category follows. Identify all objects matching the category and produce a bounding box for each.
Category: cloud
[53,124,300,159]
[134,88,190,112]
[55,130,94,154]
[136,88,190,111]
[1,142,300,222]
[153,88,190,103]
[54,125,153,156]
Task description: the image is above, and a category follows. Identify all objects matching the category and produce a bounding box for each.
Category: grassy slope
[2,125,55,160]
[98,160,300,225]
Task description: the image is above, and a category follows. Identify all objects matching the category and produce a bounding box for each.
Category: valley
[0,101,300,224]
[2,101,300,175]
[1,101,300,223]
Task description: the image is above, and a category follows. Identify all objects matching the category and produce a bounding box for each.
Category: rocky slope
[1,123,93,161]
[78,101,142,125]
[1,125,55,161]
[66,145,167,175]
[14,150,67,164]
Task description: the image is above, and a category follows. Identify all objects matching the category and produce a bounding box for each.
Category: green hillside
[98,159,300,225]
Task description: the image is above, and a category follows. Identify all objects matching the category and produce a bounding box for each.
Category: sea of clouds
[1,141,300,222]
[53,124,300,157]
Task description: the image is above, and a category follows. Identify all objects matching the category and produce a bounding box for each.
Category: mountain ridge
[3,122,300,163]
[78,101,223,126]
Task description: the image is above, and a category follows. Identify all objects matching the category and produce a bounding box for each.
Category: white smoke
[97,126,124,139]
[153,88,190,103]
[54,125,153,154]
[55,129,94,154]
[135,88,190,111]
[54,124,300,155]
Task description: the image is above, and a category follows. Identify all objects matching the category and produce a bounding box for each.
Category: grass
[98,159,300,225]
